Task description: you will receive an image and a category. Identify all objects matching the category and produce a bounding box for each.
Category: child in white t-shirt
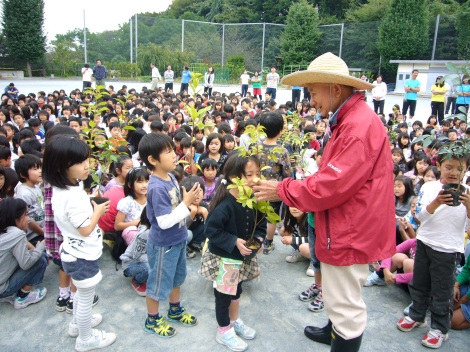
[43,135,116,351]
[397,152,470,349]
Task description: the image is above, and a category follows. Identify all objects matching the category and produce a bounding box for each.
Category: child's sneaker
[308,293,325,312]
[285,249,307,263]
[0,294,16,305]
[421,329,449,349]
[232,318,256,340]
[144,315,176,338]
[67,294,99,314]
[186,246,196,259]
[74,329,116,352]
[167,307,197,326]
[189,242,202,253]
[131,279,146,297]
[364,271,386,287]
[68,314,103,337]
[306,262,315,277]
[299,283,321,302]
[403,302,412,316]
[216,327,248,352]
[14,287,47,309]
[263,240,275,254]
[56,296,70,312]
[397,316,427,332]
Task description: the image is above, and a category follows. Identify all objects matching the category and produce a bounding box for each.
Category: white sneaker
[75,329,116,352]
[306,262,315,277]
[285,249,308,263]
[68,314,103,337]
[232,318,256,340]
[14,287,47,309]
[216,327,248,351]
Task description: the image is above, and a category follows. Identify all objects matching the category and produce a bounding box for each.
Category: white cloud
[43,0,172,42]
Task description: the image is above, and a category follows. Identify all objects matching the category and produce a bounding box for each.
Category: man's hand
[253,180,281,202]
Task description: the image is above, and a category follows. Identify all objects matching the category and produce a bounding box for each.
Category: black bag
[111,233,128,269]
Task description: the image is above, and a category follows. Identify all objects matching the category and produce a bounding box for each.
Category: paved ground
[1,234,469,352]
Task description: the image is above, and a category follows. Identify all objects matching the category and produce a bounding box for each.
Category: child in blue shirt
[139,132,201,338]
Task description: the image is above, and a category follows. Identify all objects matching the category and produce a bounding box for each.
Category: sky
[42,0,173,42]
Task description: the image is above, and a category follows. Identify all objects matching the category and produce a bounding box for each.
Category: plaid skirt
[199,249,260,282]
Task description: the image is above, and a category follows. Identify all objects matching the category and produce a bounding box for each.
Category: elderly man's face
[305,83,338,118]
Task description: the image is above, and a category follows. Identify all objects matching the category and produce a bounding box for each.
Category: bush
[226,54,245,81]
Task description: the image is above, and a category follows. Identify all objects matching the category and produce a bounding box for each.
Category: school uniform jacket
[205,194,267,261]
[278,93,396,266]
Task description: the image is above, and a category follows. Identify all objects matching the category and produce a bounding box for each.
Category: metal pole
[379,55,382,75]
[83,10,87,63]
[221,24,225,67]
[181,20,184,53]
[130,18,133,65]
[261,23,266,72]
[135,14,138,64]
[339,23,344,58]
[432,14,440,61]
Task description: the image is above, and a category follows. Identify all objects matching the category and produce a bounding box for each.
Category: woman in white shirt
[372,74,387,115]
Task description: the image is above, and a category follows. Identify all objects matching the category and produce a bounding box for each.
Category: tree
[377,0,429,71]
[1,0,46,77]
[345,0,392,23]
[280,0,321,66]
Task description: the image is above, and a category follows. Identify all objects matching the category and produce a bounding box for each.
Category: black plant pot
[244,239,261,259]
[442,183,466,206]
[90,196,110,205]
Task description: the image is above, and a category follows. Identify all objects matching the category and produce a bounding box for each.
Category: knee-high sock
[76,286,96,341]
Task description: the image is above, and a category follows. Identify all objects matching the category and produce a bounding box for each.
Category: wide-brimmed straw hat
[281,52,374,90]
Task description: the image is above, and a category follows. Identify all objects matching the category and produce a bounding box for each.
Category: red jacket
[278,93,395,266]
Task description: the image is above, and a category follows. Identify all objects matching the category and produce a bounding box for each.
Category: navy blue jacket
[92,65,107,80]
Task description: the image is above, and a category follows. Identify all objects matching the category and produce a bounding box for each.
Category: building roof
[389,60,467,64]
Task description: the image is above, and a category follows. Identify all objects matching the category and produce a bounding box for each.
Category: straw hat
[281,52,374,90]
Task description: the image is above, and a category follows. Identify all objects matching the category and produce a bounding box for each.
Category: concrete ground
[1,235,469,352]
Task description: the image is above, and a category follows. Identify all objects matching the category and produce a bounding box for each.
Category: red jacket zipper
[325,210,331,250]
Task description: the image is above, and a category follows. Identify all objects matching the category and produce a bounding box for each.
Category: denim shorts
[146,240,187,302]
[60,249,102,289]
[460,284,470,322]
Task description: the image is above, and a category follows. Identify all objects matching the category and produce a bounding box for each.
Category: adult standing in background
[180,66,191,93]
[81,64,93,90]
[402,69,421,120]
[291,68,302,107]
[266,66,280,100]
[444,80,457,115]
[240,69,250,97]
[430,76,447,125]
[204,67,215,97]
[164,65,174,92]
[150,63,161,91]
[456,76,470,115]
[92,59,108,87]
[356,75,369,101]
[372,74,387,114]
[251,71,262,100]
[253,52,395,351]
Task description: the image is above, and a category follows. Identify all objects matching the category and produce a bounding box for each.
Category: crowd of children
[0,81,469,351]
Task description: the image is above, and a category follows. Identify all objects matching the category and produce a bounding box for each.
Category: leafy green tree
[345,0,392,23]
[377,0,429,70]
[456,3,470,59]
[280,0,321,65]
[1,0,47,77]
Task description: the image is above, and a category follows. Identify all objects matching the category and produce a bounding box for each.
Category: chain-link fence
[0,15,461,77]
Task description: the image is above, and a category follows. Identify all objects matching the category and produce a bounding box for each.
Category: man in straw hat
[254,52,395,351]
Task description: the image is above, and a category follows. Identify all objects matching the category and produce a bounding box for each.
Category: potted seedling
[80,85,135,203]
[233,124,283,258]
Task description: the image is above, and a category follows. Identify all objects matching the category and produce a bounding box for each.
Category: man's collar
[328,93,355,131]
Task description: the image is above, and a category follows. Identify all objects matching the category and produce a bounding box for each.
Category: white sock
[76,286,96,341]
[59,286,70,299]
